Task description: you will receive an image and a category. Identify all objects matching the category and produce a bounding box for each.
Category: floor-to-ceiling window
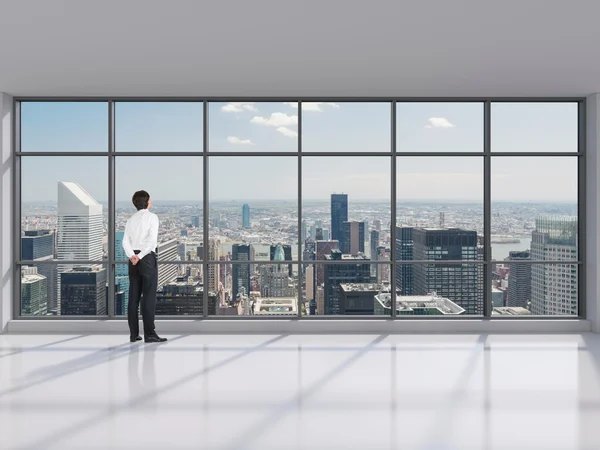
[14,99,584,319]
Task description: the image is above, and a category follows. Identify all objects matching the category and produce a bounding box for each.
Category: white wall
[0,93,14,333]
[587,94,600,333]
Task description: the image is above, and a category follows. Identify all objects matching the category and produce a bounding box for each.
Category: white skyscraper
[56,182,104,314]
[530,216,578,315]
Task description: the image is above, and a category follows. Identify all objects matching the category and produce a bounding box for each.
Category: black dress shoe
[144,333,167,343]
[130,335,142,343]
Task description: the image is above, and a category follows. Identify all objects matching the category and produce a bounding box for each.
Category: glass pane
[207,263,299,316]
[396,102,483,153]
[302,102,390,152]
[115,263,208,316]
[115,157,203,262]
[491,102,578,153]
[492,263,578,316]
[302,262,391,316]
[491,157,577,261]
[20,263,108,316]
[396,156,483,263]
[209,157,297,261]
[302,156,391,267]
[398,263,483,315]
[116,102,203,152]
[21,102,108,152]
[21,157,107,261]
[209,102,297,152]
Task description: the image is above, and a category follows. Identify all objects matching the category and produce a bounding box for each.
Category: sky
[19,101,579,203]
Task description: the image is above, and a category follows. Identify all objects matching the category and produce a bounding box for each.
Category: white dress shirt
[122,209,159,260]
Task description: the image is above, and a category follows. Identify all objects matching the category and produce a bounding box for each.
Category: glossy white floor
[0,333,599,450]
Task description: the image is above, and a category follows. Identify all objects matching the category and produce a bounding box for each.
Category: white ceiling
[1,0,599,97]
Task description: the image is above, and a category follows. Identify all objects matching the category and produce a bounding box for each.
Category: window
[15,99,584,319]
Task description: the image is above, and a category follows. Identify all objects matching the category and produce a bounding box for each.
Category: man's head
[132,190,152,210]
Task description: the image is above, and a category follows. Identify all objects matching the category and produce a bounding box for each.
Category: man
[122,190,167,343]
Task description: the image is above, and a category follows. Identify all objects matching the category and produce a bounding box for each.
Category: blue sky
[20,101,578,203]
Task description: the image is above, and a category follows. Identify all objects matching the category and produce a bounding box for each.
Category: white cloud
[251,112,298,127]
[425,117,455,128]
[284,102,340,112]
[227,136,254,145]
[276,127,298,138]
[221,102,258,113]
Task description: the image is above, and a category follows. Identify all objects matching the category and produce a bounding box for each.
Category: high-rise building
[207,239,221,294]
[270,244,293,276]
[56,181,103,315]
[21,230,56,313]
[315,240,339,286]
[301,220,307,243]
[21,266,47,316]
[324,250,372,315]
[191,215,201,228]
[339,282,383,315]
[156,277,217,315]
[232,244,252,301]
[341,221,365,255]
[530,216,578,315]
[370,229,380,276]
[60,266,107,315]
[374,291,465,316]
[315,228,324,241]
[157,239,178,287]
[376,246,391,283]
[506,250,532,309]
[323,229,330,241]
[331,194,348,244]
[395,227,414,296]
[412,228,483,315]
[115,231,130,314]
[242,204,251,229]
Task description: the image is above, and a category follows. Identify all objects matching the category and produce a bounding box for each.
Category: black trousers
[128,252,158,336]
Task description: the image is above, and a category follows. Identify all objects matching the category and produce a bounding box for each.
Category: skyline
[19,101,579,202]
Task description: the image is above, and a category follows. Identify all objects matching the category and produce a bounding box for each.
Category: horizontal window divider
[17,152,110,157]
[114,151,204,157]
[489,152,582,157]
[300,152,393,157]
[15,315,110,320]
[207,152,299,157]
[395,152,484,157]
[18,260,107,265]
[490,260,581,265]
[15,97,586,102]
[489,315,583,320]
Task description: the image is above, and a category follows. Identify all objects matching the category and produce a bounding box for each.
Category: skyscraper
[156,277,217,315]
[56,181,103,315]
[242,204,251,229]
[157,239,178,287]
[395,227,414,296]
[21,230,56,313]
[331,194,348,244]
[115,231,130,313]
[324,250,372,315]
[341,221,365,255]
[506,251,532,309]
[207,239,221,294]
[60,266,107,315]
[315,240,339,286]
[412,228,483,315]
[232,244,252,300]
[21,266,47,316]
[301,220,307,243]
[191,215,201,228]
[270,243,293,276]
[530,216,578,315]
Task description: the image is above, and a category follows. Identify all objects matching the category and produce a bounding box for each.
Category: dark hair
[132,190,150,210]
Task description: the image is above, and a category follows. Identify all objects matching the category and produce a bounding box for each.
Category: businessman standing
[122,190,167,343]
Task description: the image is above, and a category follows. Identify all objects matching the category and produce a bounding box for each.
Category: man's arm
[137,214,159,260]
[122,220,135,259]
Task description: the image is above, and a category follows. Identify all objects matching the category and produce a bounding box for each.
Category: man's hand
[130,255,140,265]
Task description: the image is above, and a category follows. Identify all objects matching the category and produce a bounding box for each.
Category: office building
[330,194,348,244]
[232,243,252,301]
[370,230,380,261]
[242,204,250,229]
[21,266,47,316]
[531,216,578,315]
[506,250,532,309]
[156,277,217,315]
[56,181,103,314]
[315,240,339,285]
[60,266,107,315]
[115,231,130,314]
[191,215,201,228]
[339,282,383,315]
[395,227,414,296]
[270,243,293,276]
[341,221,365,255]
[315,227,324,240]
[376,246,391,283]
[21,229,56,313]
[157,239,179,287]
[374,291,465,316]
[412,228,483,315]
[324,250,372,315]
[301,220,307,243]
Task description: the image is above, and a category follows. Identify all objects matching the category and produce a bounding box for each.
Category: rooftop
[375,292,465,315]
